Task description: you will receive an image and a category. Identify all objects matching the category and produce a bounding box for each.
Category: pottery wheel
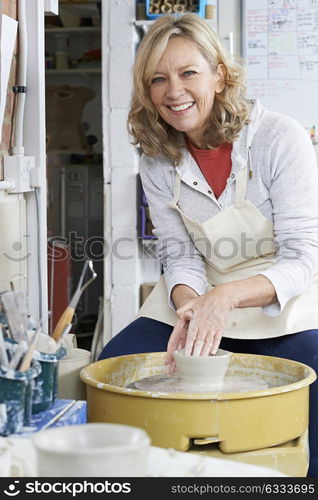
[128,373,269,393]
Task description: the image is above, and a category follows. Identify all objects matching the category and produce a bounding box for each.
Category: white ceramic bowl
[32,423,151,477]
[173,348,231,390]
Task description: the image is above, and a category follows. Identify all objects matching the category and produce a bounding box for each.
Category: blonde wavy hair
[128,14,250,165]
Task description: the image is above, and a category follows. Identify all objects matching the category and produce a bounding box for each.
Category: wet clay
[127,349,269,393]
[128,372,269,394]
[172,348,231,391]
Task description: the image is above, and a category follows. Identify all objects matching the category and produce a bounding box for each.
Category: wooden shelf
[134,19,217,27]
[45,26,101,34]
[59,1,100,4]
[46,68,101,74]
[134,20,155,26]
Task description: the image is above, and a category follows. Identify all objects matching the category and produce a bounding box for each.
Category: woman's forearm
[172,275,276,312]
[169,274,277,358]
[171,284,199,309]
[218,274,277,309]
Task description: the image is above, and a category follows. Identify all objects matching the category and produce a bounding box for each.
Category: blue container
[0,360,41,435]
[32,346,66,414]
[145,0,206,20]
[4,336,66,415]
[23,360,42,425]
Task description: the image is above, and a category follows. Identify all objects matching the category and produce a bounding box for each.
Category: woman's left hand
[166,286,235,366]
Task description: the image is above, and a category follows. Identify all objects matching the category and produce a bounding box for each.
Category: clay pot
[173,348,231,390]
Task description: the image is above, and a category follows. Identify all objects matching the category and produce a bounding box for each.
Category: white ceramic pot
[58,348,91,400]
[32,423,151,477]
[173,348,231,390]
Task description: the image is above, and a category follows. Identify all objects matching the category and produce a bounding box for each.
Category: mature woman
[99,14,318,476]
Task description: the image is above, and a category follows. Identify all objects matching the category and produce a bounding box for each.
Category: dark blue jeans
[98,317,318,477]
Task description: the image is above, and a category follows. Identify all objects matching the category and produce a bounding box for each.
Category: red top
[186,139,233,198]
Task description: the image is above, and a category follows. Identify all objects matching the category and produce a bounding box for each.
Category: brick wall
[0,0,18,178]
[103,0,161,336]
[105,0,141,335]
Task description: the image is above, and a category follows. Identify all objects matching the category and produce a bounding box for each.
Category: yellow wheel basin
[80,352,316,453]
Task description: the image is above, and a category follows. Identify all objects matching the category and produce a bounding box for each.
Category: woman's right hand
[165,314,192,374]
[165,284,199,373]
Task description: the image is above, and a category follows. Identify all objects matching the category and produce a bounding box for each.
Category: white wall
[102,0,142,338]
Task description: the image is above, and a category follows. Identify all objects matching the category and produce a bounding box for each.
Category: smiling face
[149,36,225,148]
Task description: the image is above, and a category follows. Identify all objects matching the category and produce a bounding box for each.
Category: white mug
[32,423,151,477]
[0,439,33,477]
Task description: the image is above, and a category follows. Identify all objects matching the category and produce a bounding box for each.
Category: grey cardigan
[139,99,318,316]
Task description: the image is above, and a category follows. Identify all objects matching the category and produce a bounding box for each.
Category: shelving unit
[45,26,101,34]
[134,18,217,28]
[134,20,159,26]
[45,0,103,341]
[44,0,102,133]
[59,1,99,4]
[134,0,219,32]
[46,68,101,74]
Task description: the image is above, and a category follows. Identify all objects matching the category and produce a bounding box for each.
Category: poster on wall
[242,0,318,139]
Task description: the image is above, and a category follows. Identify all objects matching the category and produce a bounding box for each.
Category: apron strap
[168,171,181,208]
[235,166,248,204]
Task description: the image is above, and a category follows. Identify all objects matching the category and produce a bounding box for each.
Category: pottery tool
[52,260,97,342]
[0,290,29,342]
[7,340,28,370]
[56,323,73,349]
[0,326,9,368]
[13,289,29,331]
[39,401,76,432]
[19,327,41,371]
[25,317,58,354]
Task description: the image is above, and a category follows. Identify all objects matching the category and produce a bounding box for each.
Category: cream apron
[137,166,318,339]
